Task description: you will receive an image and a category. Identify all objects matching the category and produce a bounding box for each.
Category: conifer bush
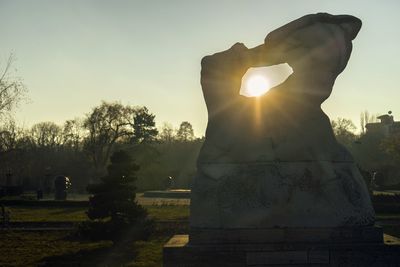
[80,150,153,242]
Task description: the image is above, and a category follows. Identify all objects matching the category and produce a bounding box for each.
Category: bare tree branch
[0,53,27,119]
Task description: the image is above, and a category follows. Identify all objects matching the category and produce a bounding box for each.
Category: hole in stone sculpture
[240,63,293,97]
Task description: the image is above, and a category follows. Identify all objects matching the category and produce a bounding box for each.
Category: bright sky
[0,0,399,136]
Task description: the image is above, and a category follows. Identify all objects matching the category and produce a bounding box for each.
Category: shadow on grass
[38,243,138,267]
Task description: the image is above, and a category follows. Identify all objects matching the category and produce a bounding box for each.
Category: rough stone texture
[164,234,400,267]
[189,226,384,245]
[191,13,374,229]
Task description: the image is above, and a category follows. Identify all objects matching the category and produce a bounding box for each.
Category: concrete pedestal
[163,228,400,266]
[189,227,384,245]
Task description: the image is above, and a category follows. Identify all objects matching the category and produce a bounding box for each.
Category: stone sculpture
[191,13,374,229]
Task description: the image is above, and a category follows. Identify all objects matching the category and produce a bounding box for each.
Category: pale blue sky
[0,0,399,135]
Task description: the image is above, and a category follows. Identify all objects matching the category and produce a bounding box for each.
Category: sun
[244,75,270,97]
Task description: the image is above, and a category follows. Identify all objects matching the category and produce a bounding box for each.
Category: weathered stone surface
[191,13,374,229]
[191,161,373,228]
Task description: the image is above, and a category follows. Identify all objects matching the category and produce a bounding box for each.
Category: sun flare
[245,75,270,97]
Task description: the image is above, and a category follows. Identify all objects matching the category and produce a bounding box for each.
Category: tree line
[0,101,202,192]
[2,105,399,192]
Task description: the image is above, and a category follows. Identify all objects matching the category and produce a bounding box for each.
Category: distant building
[363,112,400,187]
[365,113,400,137]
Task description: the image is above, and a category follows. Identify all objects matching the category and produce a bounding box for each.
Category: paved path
[1,219,189,231]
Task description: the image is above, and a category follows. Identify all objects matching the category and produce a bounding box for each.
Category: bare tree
[0,120,32,183]
[30,122,63,148]
[331,117,357,148]
[360,110,377,135]
[83,101,135,178]
[0,119,18,152]
[158,122,175,143]
[62,118,85,149]
[0,54,27,119]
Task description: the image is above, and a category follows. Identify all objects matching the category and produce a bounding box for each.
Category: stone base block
[190,226,384,245]
[163,234,400,266]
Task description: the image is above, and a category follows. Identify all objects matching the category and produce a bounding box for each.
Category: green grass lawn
[8,206,87,222]
[7,205,189,222]
[1,204,189,266]
[0,231,112,267]
[0,230,170,267]
[146,205,189,221]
